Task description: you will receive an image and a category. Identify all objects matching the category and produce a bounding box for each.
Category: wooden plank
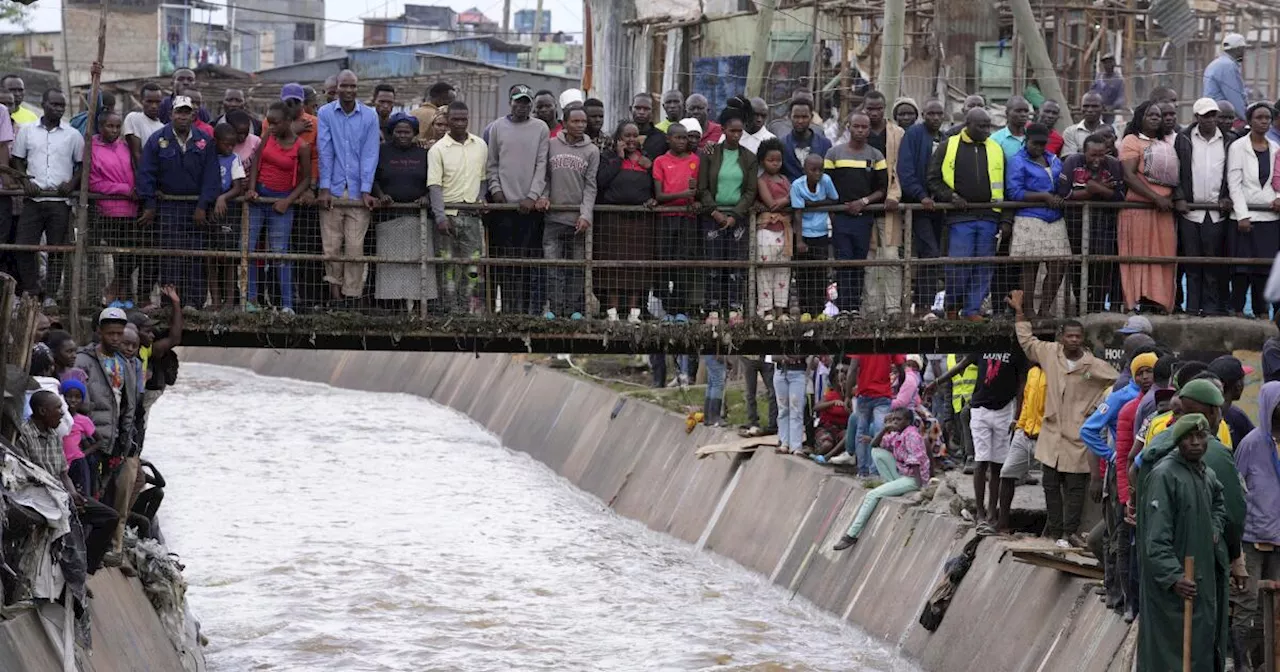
[1008,549,1105,580]
[695,435,779,458]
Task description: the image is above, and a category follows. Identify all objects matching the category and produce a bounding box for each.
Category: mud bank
[184,348,1135,672]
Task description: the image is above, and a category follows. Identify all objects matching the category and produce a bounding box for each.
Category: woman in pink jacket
[88,111,138,306]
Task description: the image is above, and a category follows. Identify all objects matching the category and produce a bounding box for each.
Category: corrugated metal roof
[1149,0,1197,47]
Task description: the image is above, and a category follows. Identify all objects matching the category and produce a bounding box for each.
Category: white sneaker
[627,308,642,324]
[828,453,857,465]
[1055,538,1071,549]
[606,307,619,322]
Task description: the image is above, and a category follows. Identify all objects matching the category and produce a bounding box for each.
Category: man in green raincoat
[1133,377,1248,669]
[1137,412,1228,672]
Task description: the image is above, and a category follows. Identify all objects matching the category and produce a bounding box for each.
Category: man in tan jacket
[1009,289,1118,547]
[863,91,905,316]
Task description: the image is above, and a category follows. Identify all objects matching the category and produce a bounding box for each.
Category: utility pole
[531,0,544,71]
[878,0,904,102]
[745,0,777,98]
[502,0,512,33]
[1008,0,1074,126]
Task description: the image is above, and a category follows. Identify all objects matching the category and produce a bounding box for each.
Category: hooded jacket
[1080,379,1141,461]
[1236,381,1280,545]
[541,130,600,226]
[74,344,138,458]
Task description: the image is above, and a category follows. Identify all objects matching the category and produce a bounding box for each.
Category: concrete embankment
[185,347,1135,672]
[0,569,188,671]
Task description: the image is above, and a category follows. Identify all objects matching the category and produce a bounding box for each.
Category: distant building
[63,0,231,83]
[227,0,325,72]
[457,7,498,34]
[0,31,61,72]
[363,4,458,47]
[514,9,551,36]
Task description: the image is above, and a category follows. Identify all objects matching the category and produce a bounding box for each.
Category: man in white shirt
[1174,97,1232,315]
[11,89,83,300]
[123,82,165,165]
[732,96,776,155]
[1061,92,1108,156]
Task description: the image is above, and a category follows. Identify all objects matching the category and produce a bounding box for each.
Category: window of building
[294,22,316,42]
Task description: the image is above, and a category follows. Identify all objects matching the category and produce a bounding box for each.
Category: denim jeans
[248,186,296,309]
[831,213,873,312]
[542,220,586,316]
[158,201,206,306]
[702,355,726,402]
[847,395,891,476]
[845,448,920,537]
[946,218,997,316]
[773,368,807,451]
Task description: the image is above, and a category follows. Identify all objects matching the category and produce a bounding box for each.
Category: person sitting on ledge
[833,407,931,551]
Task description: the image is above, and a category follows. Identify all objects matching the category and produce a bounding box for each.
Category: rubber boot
[705,397,724,427]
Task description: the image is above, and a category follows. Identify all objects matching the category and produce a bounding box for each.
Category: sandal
[774,445,790,454]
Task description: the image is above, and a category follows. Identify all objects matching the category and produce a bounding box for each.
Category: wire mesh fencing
[0,191,1272,326]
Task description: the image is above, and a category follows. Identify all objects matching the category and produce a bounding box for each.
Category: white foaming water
[151,363,918,672]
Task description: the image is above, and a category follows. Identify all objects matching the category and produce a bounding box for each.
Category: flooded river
[150,363,917,672]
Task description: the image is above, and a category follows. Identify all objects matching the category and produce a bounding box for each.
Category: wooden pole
[69,0,109,344]
[1123,0,1136,115]
[878,0,905,102]
[745,0,777,98]
[810,0,822,91]
[1008,0,1073,125]
[840,13,851,123]
[502,0,512,33]
[531,0,545,71]
[582,0,593,94]
[1182,555,1195,672]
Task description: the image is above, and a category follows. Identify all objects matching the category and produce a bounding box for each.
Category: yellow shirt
[139,345,152,384]
[1016,365,1046,437]
[427,132,487,216]
[1143,410,1233,449]
[11,106,38,128]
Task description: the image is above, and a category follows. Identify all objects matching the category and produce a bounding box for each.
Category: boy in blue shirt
[210,123,246,311]
[789,153,839,316]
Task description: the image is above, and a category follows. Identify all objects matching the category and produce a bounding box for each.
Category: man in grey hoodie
[486,84,549,314]
[538,106,599,318]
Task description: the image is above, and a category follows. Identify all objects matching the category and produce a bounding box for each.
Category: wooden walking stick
[1182,555,1194,672]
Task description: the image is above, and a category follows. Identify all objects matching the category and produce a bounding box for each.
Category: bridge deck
[158,310,1270,355]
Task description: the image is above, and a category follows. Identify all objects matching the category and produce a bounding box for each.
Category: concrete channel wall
[0,569,188,671]
[184,348,1137,672]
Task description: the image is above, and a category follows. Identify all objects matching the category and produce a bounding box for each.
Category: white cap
[98,307,128,324]
[171,95,194,111]
[1222,33,1248,49]
[559,88,584,109]
[1193,97,1220,116]
[905,354,924,369]
[678,117,702,135]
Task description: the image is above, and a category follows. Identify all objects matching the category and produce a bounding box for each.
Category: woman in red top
[246,102,312,313]
[754,138,792,319]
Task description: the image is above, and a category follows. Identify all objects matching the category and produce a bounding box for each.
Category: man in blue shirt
[897,99,946,315]
[780,98,831,182]
[990,96,1031,160]
[137,95,220,306]
[317,69,381,308]
[1090,54,1125,124]
[1203,33,1249,118]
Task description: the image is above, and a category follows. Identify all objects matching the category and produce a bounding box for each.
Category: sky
[2,0,585,48]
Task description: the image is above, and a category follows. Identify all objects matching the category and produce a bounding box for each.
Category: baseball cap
[171,95,194,111]
[559,88,584,108]
[1207,355,1254,385]
[1116,315,1153,335]
[98,307,129,325]
[1100,53,1116,61]
[678,117,703,136]
[281,83,305,103]
[1193,97,1220,116]
[1222,33,1248,49]
[509,84,533,102]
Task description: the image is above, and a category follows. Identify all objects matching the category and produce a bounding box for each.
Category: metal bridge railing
[0,189,1270,330]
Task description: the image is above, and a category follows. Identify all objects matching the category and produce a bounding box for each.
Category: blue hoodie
[897,122,941,202]
[1236,381,1280,545]
[1080,379,1142,461]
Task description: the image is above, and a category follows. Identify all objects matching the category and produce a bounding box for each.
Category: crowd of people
[9,294,181,586]
[692,301,1279,670]
[0,31,1271,320]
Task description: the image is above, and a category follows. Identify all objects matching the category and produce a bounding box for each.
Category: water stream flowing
[150,363,918,671]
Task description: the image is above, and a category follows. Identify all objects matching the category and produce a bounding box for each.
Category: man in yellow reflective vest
[925,107,1006,320]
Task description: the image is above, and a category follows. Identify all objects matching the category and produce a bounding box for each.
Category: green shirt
[1024,83,1046,109]
[716,149,743,207]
